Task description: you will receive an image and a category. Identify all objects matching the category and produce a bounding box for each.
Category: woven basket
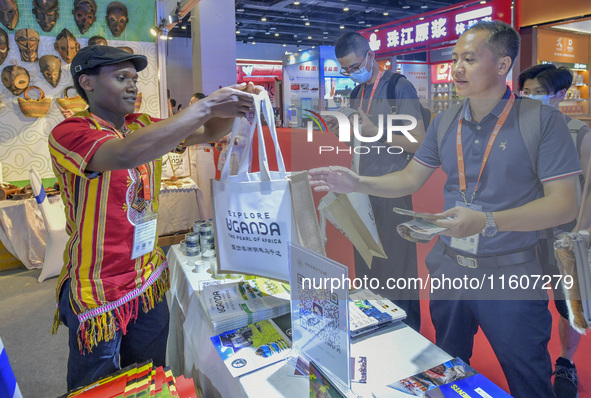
[56,86,87,114]
[17,86,51,118]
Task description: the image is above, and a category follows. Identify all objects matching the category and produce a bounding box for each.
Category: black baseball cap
[70,45,148,78]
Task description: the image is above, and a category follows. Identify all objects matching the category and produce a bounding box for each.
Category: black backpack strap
[436,104,463,158]
[387,73,405,111]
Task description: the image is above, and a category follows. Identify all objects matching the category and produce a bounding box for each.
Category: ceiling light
[237,7,245,12]
[150,27,158,36]
[366,23,371,27]
[248,36,254,39]
[343,6,349,11]
[421,2,428,8]
[236,30,240,34]
[323,36,328,39]
[480,0,486,3]
[252,41,256,44]
[283,43,287,47]
[358,20,365,24]
[275,33,279,36]
[294,0,300,4]
[181,24,187,30]
[419,17,424,20]
[323,31,328,34]
[383,11,389,16]
[270,26,276,30]
[402,4,410,9]
[261,15,267,21]
[312,46,316,48]
[297,39,302,42]
[305,21,310,26]
[308,36,312,39]
[340,25,345,29]
[265,30,270,35]
[374,29,378,32]
[303,16,309,20]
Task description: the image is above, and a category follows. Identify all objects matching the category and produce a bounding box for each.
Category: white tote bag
[212,91,294,281]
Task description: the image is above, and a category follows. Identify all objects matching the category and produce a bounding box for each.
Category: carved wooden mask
[0,0,18,30]
[106,1,128,37]
[88,35,107,46]
[72,0,96,34]
[39,54,61,87]
[1,65,30,95]
[54,28,79,64]
[32,0,59,32]
[15,29,40,62]
[0,28,8,65]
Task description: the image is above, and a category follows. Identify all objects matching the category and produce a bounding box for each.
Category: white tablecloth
[166,244,452,397]
[158,177,204,236]
[0,197,47,269]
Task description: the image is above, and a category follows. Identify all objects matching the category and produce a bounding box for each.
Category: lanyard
[89,113,152,201]
[456,94,515,204]
[358,69,383,114]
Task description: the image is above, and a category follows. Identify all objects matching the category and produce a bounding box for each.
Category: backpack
[436,98,542,175]
[387,73,432,130]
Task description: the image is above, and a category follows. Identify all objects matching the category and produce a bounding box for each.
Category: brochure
[199,278,291,334]
[210,313,292,377]
[425,374,513,397]
[349,290,406,338]
[397,218,447,244]
[388,357,478,396]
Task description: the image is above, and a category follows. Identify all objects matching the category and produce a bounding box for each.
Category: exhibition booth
[2,0,591,396]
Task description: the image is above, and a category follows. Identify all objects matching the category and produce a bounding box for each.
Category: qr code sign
[298,288,342,353]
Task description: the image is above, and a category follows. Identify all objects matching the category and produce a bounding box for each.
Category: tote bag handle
[220,91,286,182]
[575,153,591,232]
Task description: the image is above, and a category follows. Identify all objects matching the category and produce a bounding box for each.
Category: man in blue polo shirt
[310,21,581,397]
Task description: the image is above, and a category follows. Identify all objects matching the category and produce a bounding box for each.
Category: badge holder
[131,213,158,260]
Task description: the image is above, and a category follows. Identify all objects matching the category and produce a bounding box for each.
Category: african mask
[1,65,30,95]
[0,0,18,30]
[118,46,133,54]
[88,35,107,46]
[106,1,128,37]
[15,29,40,63]
[54,28,79,64]
[73,0,96,34]
[32,0,59,32]
[0,28,8,65]
[39,55,61,87]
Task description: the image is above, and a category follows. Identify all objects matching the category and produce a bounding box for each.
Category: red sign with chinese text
[359,0,511,56]
[431,63,453,83]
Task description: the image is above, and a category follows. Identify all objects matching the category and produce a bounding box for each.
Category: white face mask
[349,53,372,84]
[529,94,551,106]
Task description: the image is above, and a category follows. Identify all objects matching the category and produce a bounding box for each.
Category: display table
[0,197,48,269]
[158,177,205,237]
[166,244,452,397]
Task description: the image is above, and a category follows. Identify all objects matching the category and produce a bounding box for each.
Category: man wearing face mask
[333,32,427,332]
[518,64,590,398]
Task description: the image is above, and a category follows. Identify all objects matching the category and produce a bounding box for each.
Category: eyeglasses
[340,51,369,76]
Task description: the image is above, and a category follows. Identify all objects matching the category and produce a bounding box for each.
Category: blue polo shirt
[414,87,582,255]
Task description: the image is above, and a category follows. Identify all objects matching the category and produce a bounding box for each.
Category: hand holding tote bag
[212,91,295,281]
[554,152,591,333]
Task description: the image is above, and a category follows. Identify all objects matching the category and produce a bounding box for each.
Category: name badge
[450,201,481,255]
[131,214,158,260]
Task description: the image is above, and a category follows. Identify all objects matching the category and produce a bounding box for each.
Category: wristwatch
[481,212,498,237]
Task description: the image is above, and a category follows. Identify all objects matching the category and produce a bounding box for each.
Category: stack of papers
[199,278,291,335]
[349,290,407,338]
[210,313,292,377]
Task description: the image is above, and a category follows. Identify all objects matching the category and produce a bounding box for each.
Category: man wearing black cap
[48,45,258,390]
